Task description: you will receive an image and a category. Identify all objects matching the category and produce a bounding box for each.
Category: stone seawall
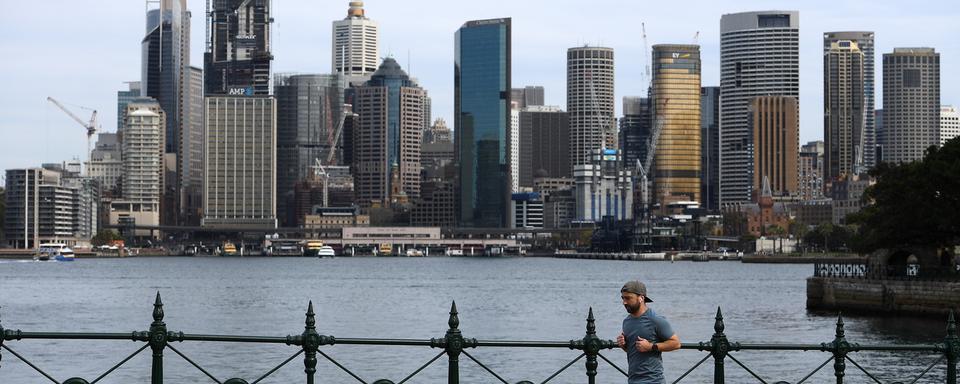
[807,277,960,316]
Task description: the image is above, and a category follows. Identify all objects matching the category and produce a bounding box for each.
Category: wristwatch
[651,343,659,352]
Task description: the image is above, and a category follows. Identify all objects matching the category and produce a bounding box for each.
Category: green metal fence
[1,293,957,384]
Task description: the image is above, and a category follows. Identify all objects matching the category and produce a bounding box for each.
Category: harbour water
[0,257,948,383]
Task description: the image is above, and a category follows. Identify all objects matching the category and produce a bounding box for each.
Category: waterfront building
[941,106,959,145]
[116,81,141,132]
[824,32,876,170]
[202,96,277,228]
[567,46,616,170]
[455,18,511,228]
[353,58,425,208]
[574,149,633,222]
[700,86,720,211]
[824,40,866,181]
[651,44,702,205]
[749,96,799,197]
[519,105,570,188]
[620,97,651,175]
[799,141,825,201]
[4,168,93,248]
[204,0,272,95]
[511,192,544,229]
[332,1,379,85]
[742,176,792,237]
[112,100,166,238]
[304,206,369,233]
[882,48,940,164]
[719,11,799,205]
[274,73,345,225]
[142,0,190,227]
[511,86,545,109]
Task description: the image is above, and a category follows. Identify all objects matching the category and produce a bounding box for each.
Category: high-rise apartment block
[824,40,865,181]
[205,0,273,95]
[111,99,165,237]
[455,18,511,228]
[86,133,123,196]
[332,2,379,85]
[824,32,876,169]
[574,149,633,222]
[749,96,799,197]
[719,11,799,205]
[202,96,277,228]
[4,168,98,248]
[942,106,959,145]
[352,58,425,207]
[511,86,545,109]
[700,87,720,211]
[519,105,570,188]
[567,46,615,171]
[881,48,940,164]
[651,44,701,205]
[274,73,345,224]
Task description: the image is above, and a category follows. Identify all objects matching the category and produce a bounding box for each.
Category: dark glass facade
[204,0,272,96]
[700,87,720,211]
[620,96,651,171]
[455,18,511,228]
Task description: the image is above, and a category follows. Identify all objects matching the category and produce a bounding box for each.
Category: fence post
[705,307,732,384]
[0,305,4,368]
[821,314,857,384]
[945,310,959,384]
[569,307,611,384]
[148,293,168,384]
[303,302,319,384]
[430,301,476,384]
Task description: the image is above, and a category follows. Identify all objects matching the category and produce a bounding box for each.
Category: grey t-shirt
[622,308,674,384]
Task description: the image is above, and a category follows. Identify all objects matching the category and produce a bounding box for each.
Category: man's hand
[616,332,626,351]
[635,336,654,353]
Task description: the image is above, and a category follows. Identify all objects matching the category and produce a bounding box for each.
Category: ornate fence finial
[946,310,959,384]
[586,307,596,336]
[714,306,725,336]
[835,313,845,339]
[153,292,164,324]
[448,301,459,331]
[306,301,316,330]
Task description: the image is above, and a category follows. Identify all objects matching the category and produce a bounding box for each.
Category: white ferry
[38,243,75,261]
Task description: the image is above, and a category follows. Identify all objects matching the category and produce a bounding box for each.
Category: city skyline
[1,0,958,179]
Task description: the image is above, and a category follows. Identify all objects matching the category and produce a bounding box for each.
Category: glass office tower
[455,18,511,228]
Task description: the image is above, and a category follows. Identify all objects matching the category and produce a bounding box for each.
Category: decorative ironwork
[0,295,956,383]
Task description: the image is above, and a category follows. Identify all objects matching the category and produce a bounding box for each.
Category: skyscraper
[942,106,959,145]
[455,18,511,228]
[719,11,799,205]
[519,105,569,188]
[181,66,204,225]
[123,100,166,204]
[651,44,701,205]
[882,48,941,163]
[567,46,615,171]
[749,96,799,197]
[205,0,273,96]
[620,97,652,172]
[700,86,720,211]
[510,101,520,192]
[824,32,876,169]
[824,40,865,182]
[332,1,379,84]
[202,96,277,228]
[353,58,425,207]
[142,0,190,226]
[274,73,344,224]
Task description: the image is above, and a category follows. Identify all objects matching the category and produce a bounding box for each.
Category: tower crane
[47,97,97,176]
[311,104,352,207]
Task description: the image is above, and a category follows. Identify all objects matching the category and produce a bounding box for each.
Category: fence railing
[814,261,960,280]
[1,293,958,384]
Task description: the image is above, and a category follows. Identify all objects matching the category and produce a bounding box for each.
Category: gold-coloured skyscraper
[651,44,701,205]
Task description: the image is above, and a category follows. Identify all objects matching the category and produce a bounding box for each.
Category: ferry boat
[37,243,74,261]
[222,242,238,256]
[316,246,336,258]
[304,240,325,257]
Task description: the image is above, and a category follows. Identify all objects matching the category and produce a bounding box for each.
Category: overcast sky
[1,0,957,185]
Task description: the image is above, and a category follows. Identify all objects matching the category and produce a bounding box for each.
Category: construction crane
[311,104,352,207]
[692,31,700,45]
[47,97,97,176]
[641,23,651,90]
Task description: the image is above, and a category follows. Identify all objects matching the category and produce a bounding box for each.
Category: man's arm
[655,334,681,352]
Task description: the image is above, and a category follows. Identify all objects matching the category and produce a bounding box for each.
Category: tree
[91,229,123,246]
[849,137,960,253]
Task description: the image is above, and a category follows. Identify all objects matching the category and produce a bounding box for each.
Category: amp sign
[228,87,254,96]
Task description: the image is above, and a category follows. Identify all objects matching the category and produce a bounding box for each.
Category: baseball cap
[621,280,653,302]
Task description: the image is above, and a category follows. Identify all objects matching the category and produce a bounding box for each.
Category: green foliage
[91,229,123,246]
[849,137,960,252]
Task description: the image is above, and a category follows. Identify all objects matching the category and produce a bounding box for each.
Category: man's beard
[624,302,641,314]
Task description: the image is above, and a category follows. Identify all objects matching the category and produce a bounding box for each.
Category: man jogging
[617,280,681,383]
